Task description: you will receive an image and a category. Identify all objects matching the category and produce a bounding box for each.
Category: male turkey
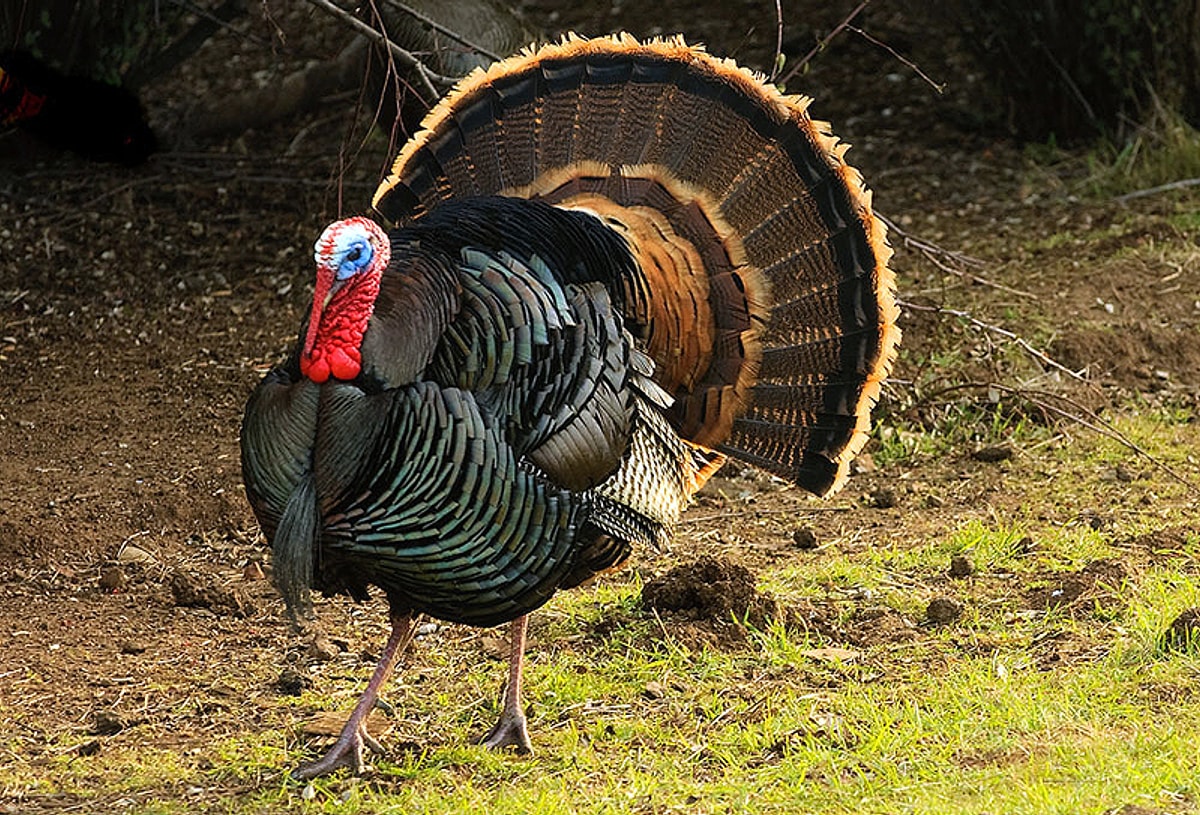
[241,33,899,779]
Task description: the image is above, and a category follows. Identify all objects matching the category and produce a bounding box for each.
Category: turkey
[241,33,899,779]
[0,50,157,165]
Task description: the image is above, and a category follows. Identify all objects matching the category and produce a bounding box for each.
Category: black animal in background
[0,50,157,165]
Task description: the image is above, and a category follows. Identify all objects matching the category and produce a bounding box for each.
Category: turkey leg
[293,611,416,779]
[478,614,533,753]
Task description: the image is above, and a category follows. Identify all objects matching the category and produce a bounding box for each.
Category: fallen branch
[1115,177,1200,203]
[878,213,1036,299]
[918,381,1200,494]
[899,300,1088,383]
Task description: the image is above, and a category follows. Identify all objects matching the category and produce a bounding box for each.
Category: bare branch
[768,0,784,84]
[379,0,505,63]
[921,382,1200,495]
[847,25,944,94]
[780,0,870,85]
[300,0,456,97]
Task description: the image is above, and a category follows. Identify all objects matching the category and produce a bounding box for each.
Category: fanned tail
[371,33,898,497]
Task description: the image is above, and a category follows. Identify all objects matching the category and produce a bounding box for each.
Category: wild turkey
[241,33,899,778]
[0,50,156,165]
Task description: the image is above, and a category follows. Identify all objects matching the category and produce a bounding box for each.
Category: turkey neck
[358,242,461,388]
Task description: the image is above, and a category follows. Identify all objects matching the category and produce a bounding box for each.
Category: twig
[300,0,455,97]
[926,382,1200,494]
[847,25,944,94]
[899,300,1090,383]
[1115,177,1200,203]
[768,0,784,83]
[379,0,505,63]
[878,213,1038,299]
[780,0,870,85]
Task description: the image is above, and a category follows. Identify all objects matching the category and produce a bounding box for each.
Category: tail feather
[372,33,898,497]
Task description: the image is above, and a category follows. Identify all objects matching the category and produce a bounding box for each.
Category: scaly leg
[478,614,532,753]
[293,611,417,779]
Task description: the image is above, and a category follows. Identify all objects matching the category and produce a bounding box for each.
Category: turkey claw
[292,722,382,780]
[478,710,533,754]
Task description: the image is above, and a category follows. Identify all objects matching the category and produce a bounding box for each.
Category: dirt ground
[2,1,1199,810]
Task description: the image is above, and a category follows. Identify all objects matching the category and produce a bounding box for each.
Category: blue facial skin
[333,233,374,281]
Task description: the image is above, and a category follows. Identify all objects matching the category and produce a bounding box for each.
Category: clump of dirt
[169,570,258,617]
[1025,560,1128,613]
[1160,608,1200,653]
[841,606,919,648]
[1122,527,1194,555]
[1051,324,1200,393]
[642,556,777,626]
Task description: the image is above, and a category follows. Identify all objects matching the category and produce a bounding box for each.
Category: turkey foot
[293,612,416,779]
[478,615,533,754]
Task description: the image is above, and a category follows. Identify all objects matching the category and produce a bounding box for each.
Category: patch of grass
[1083,102,1200,198]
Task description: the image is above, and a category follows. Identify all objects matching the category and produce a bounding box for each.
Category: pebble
[119,639,149,655]
[98,566,127,592]
[926,596,963,624]
[949,555,975,578]
[971,445,1014,463]
[791,527,819,550]
[306,635,341,662]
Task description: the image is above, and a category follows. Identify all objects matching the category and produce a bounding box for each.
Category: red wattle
[300,352,331,383]
[328,347,361,380]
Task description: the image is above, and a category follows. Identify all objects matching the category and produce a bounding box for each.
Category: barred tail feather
[371,33,898,498]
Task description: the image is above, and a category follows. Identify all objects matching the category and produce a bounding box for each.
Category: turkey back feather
[371,33,899,497]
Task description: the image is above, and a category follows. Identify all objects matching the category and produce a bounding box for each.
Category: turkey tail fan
[372,33,899,498]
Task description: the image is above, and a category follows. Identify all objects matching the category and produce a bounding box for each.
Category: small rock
[642,681,666,700]
[98,566,127,593]
[170,571,257,617]
[866,488,899,509]
[1160,608,1200,653]
[949,555,975,578]
[276,667,311,696]
[306,635,341,662]
[850,453,877,474]
[926,597,963,624]
[116,543,157,565]
[90,710,126,736]
[972,445,1014,463]
[242,561,265,581]
[119,639,148,655]
[791,527,819,550]
[76,740,102,757]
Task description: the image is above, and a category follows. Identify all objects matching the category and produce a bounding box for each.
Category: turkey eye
[346,247,362,263]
